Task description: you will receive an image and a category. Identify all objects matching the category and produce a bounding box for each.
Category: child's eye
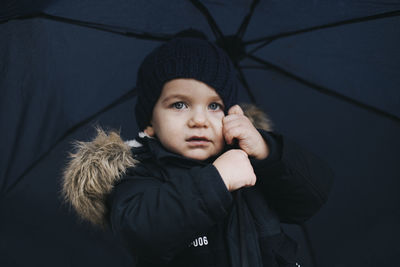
[172,102,187,109]
[208,102,222,111]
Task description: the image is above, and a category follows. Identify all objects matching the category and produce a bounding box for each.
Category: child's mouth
[186,136,211,145]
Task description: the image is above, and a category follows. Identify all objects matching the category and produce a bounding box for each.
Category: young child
[63,33,333,267]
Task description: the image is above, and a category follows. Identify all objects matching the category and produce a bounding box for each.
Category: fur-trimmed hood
[62,104,272,227]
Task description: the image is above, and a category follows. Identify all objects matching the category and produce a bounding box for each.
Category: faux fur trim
[241,103,273,132]
[62,128,138,227]
[62,104,272,227]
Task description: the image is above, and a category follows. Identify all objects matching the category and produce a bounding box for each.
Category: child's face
[144,78,226,161]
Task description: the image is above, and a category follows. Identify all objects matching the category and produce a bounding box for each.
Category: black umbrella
[1,1,400,266]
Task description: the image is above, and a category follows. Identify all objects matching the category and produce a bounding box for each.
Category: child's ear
[144,125,155,137]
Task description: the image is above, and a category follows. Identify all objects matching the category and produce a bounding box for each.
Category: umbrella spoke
[246,39,273,57]
[246,54,400,123]
[39,13,172,41]
[189,0,224,40]
[244,10,400,46]
[235,0,260,39]
[237,67,257,104]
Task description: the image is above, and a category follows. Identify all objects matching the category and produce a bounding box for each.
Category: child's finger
[223,123,234,144]
[227,105,244,116]
[223,127,236,145]
[223,116,241,129]
[223,113,250,129]
[223,124,243,145]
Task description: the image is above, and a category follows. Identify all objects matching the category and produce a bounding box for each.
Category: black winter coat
[106,131,334,267]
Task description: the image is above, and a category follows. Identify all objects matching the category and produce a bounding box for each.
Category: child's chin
[184,151,216,161]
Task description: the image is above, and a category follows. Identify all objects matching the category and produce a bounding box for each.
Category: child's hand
[223,105,269,160]
[213,149,256,191]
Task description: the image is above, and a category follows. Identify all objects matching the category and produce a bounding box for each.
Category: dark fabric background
[1,1,399,266]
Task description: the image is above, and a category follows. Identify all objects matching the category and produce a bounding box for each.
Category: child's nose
[188,109,209,127]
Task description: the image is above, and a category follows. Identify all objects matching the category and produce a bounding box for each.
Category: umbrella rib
[247,39,273,56]
[189,0,224,40]
[246,54,400,123]
[244,10,400,46]
[235,0,260,39]
[236,67,257,104]
[3,90,137,196]
[35,13,172,41]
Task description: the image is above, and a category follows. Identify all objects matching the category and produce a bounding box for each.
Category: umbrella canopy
[1,1,400,266]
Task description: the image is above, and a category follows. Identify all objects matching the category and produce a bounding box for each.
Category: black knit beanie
[135,34,239,130]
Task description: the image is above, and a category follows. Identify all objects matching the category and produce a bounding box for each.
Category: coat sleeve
[107,163,232,264]
[251,130,334,224]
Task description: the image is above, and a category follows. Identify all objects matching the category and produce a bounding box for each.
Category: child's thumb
[228,105,244,115]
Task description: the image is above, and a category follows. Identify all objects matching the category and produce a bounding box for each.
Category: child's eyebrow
[161,94,190,104]
[209,96,224,103]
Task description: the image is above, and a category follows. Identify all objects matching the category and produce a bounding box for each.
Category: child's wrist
[253,140,269,160]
